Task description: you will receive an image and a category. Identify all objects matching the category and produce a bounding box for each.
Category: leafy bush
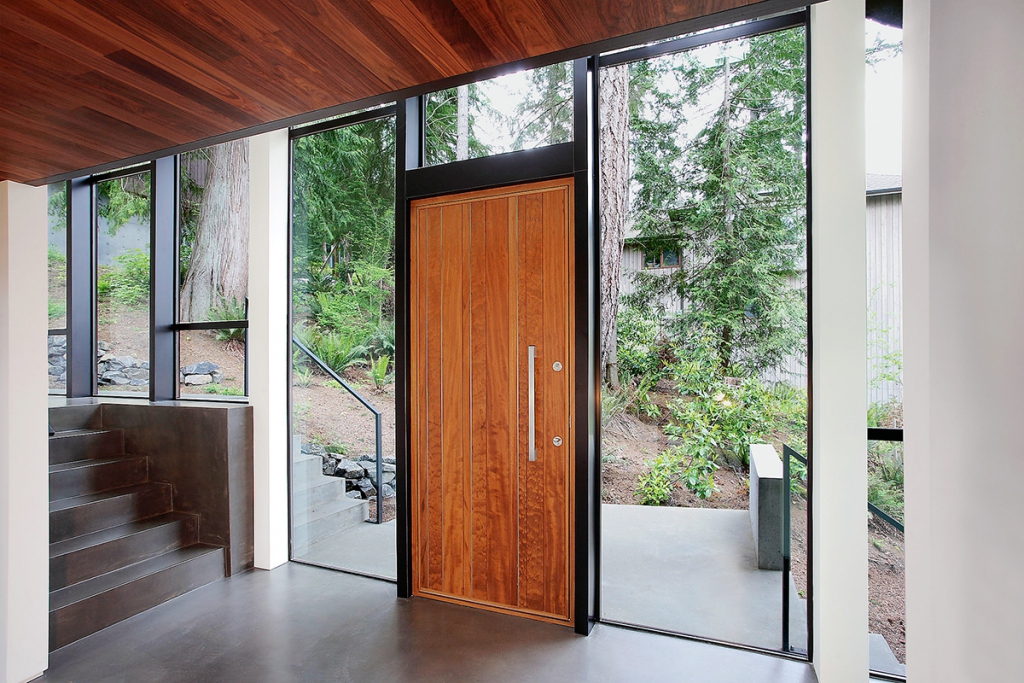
[616,306,670,383]
[637,454,677,505]
[294,367,315,387]
[210,297,247,341]
[48,300,66,320]
[636,328,807,502]
[98,249,150,306]
[298,325,368,375]
[369,355,391,390]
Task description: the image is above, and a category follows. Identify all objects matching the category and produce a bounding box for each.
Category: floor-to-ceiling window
[47,182,68,394]
[865,15,905,679]
[289,108,399,579]
[95,169,152,394]
[597,14,811,655]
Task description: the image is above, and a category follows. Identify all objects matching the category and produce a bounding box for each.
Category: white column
[249,130,291,570]
[809,1,867,681]
[903,1,1024,681]
[0,181,50,682]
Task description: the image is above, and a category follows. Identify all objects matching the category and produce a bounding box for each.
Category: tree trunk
[179,139,250,321]
[456,85,470,161]
[599,65,630,390]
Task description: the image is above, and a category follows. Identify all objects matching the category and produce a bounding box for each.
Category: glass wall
[96,171,151,393]
[48,183,68,394]
[178,141,250,398]
[424,61,572,165]
[597,22,809,654]
[865,15,905,677]
[290,113,398,578]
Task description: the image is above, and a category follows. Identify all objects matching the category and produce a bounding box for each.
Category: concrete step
[49,429,124,465]
[49,456,148,502]
[292,452,325,485]
[49,512,199,591]
[292,473,348,511]
[292,496,368,555]
[49,483,173,543]
[49,544,225,651]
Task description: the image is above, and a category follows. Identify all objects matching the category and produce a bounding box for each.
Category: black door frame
[393,62,599,634]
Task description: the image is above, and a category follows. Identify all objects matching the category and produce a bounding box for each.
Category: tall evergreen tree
[627,29,807,374]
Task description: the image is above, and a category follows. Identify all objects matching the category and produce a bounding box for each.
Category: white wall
[903,1,1024,681]
[809,1,867,682]
[249,131,291,570]
[0,181,50,682]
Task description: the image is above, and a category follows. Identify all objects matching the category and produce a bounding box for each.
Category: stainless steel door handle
[528,345,537,462]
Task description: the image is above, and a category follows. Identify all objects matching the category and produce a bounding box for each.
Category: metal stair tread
[48,455,144,474]
[48,482,167,513]
[48,428,118,440]
[49,544,222,612]
[292,495,367,523]
[49,512,193,558]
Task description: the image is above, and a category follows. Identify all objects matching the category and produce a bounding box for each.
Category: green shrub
[616,306,670,383]
[48,299,66,320]
[641,328,807,500]
[98,249,150,306]
[369,355,391,390]
[298,326,368,375]
[637,454,677,505]
[210,297,247,341]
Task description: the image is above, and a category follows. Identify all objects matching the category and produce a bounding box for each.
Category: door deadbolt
[552,361,563,372]
[552,436,563,447]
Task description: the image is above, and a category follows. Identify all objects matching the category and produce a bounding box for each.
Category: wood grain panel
[469,197,518,605]
[410,178,573,624]
[1,0,774,183]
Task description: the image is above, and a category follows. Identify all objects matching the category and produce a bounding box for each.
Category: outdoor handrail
[292,337,384,525]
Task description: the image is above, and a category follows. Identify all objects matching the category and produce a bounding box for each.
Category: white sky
[472,20,904,175]
[865,20,903,175]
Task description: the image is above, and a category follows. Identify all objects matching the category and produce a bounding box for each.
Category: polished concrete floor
[297,519,397,580]
[601,504,808,651]
[42,562,818,683]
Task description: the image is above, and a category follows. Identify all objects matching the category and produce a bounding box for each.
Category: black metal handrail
[292,337,384,525]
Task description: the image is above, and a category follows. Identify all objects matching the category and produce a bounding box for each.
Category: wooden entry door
[410,177,574,624]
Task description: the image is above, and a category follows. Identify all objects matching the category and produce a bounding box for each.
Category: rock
[99,353,115,363]
[301,443,327,457]
[48,365,63,376]
[183,374,212,386]
[124,368,149,381]
[105,374,130,386]
[345,491,363,499]
[336,459,366,479]
[322,456,339,477]
[129,379,147,386]
[97,341,111,352]
[381,483,396,499]
[357,479,377,498]
[140,361,149,370]
[369,470,396,487]
[115,356,136,368]
[383,457,397,465]
[211,371,223,384]
[183,361,219,375]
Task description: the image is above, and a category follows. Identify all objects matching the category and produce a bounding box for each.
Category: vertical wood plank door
[410,177,574,625]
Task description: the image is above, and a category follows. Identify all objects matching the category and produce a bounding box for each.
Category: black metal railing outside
[292,337,384,525]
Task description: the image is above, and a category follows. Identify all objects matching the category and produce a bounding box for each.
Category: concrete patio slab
[601,503,807,652]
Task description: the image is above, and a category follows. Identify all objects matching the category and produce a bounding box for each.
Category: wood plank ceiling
[1,0,771,184]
